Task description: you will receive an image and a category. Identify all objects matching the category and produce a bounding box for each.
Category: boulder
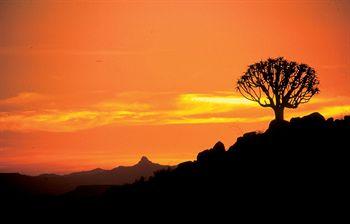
[197,141,225,163]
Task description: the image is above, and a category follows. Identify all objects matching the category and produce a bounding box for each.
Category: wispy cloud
[0,92,47,106]
[0,46,173,56]
[0,91,349,132]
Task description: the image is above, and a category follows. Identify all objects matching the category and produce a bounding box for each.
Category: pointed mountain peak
[137,156,152,165]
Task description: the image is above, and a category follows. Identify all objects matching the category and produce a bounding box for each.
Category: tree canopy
[236,57,320,120]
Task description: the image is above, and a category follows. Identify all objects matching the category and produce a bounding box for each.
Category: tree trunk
[273,107,284,121]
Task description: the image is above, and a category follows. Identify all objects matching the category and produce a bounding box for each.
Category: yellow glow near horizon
[181,93,256,106]
[1,91,349,133]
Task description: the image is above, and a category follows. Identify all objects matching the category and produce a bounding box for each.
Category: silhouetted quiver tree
[236,57,320,120]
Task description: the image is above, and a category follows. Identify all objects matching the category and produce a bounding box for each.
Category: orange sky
[0,0,349,175]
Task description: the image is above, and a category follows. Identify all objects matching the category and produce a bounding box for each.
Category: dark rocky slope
[2,112,349,216]
[57,112,350,213]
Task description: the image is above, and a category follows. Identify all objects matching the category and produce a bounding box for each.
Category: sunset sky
[0,0,349,175]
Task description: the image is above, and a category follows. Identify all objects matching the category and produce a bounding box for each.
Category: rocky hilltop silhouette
[1,112,349,215]
[58,113,349,211]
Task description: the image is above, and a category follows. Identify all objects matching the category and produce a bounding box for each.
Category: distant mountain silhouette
[0,156,173,195]
[2,112,349,217]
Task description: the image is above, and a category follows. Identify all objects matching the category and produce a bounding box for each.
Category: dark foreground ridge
[1,112,349,215]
